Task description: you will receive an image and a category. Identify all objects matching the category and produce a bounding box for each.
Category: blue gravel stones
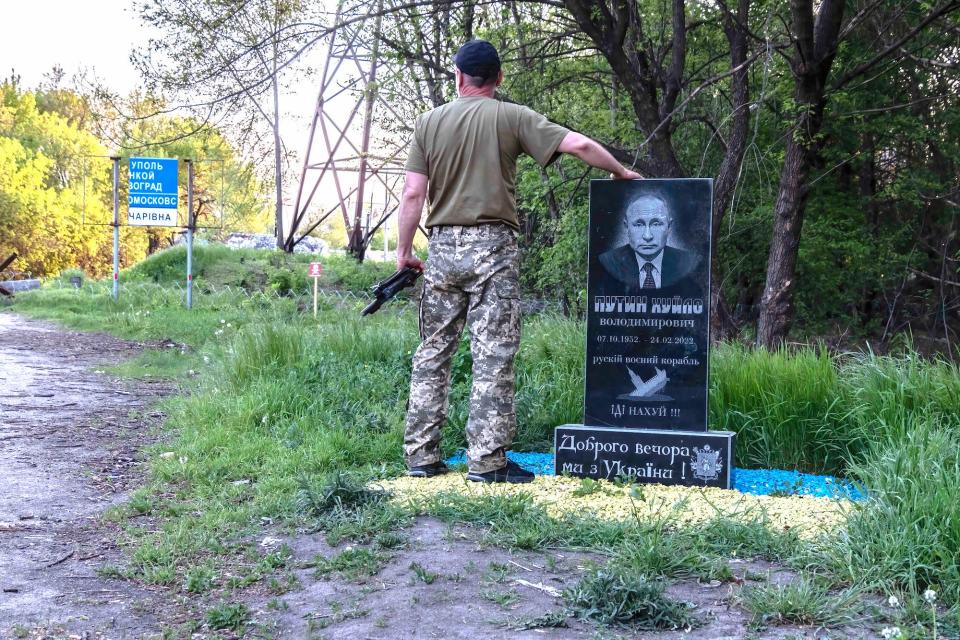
[445,451,865,501]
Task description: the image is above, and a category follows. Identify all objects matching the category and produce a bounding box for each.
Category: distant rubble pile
[173,232,328,254]
[224,232,327,254]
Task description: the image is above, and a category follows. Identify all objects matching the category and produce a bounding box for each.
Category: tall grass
[514,315,586,449]
[710,344,853,473]
[828,420,960,605]
[841,350,960,444]
[708,345,960,476]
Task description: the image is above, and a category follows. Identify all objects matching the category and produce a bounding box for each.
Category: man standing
[598,193,697,292]
[396,40,641,483]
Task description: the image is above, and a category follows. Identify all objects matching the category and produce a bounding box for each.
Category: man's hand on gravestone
[612,168,643,180]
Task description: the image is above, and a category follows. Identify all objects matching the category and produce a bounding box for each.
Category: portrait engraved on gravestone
[584,179,712,431]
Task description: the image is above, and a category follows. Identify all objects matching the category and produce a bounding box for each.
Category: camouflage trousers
[404,223,521,474]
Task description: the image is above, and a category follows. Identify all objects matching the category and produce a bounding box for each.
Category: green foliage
[793,186,916,335]
[506,610,569,631]
[183,565,216,594]
[295,471,388,518]
[14,280,960,615]
[709,344,960,475]
[117,109,271,236]
[55,268,86,287]
[221,323,307,389]
[739,578,861,628]
[314,548,386,581]
[206,601,249,631]
[409,561,439,584]
[709,343,852,473]
[564,568,694,629]
[0,82,269,280]
[481,587,520,607]
[0,84,146,278]
[126,244,392,296]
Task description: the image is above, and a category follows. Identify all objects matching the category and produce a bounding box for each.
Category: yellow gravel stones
[380,474,849,538]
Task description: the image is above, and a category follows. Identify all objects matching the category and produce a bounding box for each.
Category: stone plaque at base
[555,425,735,489]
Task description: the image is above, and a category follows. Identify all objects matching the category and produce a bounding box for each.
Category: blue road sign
[128,157,179,227]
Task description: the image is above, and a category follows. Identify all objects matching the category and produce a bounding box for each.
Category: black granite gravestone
[556,179,735,488]
[585,179,711,430]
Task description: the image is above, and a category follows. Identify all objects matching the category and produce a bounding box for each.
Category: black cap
[454,40,501,80]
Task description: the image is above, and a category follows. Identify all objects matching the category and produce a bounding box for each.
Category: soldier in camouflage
[396,40,642,483]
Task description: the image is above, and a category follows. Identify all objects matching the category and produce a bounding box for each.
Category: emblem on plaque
[691,444,722,481]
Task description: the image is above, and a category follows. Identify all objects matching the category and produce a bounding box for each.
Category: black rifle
[361,267,422,316]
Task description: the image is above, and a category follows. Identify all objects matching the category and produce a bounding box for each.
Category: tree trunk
[755,0,845,347]
[560,0,687,178]
[709,0,751,342]
[756,136,813,347]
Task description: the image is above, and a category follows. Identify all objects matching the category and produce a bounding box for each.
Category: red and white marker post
[309,262,323,317]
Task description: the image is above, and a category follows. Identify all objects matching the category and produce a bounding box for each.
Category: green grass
[125,244,397,295]
[206,601,250,631]
[564,568,695,629]
[314,548,387,582]
[481,587,520,607]
[739,577,861,628]
[409,561,440,584]
[8,275,960,625]
[826,420,960,605]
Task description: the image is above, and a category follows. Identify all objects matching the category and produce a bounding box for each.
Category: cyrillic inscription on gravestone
[555,425,734,488]
[584,179,712,431]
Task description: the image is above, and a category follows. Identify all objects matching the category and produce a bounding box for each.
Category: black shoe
[467,460,535,484]
[407,461,449,478]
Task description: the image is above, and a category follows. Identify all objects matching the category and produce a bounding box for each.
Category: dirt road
[0,313,170,638]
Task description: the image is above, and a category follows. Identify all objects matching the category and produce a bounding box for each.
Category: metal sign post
[186,159,194,310]
[309,262,323,317]
[111,156,120,301]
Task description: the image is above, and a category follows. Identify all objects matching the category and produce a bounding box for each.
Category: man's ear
[496,70,504,87]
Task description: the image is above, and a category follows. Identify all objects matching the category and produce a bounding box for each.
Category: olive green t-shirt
[404,97,570,231]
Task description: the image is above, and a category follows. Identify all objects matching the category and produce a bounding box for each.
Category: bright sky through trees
[1,0,147,90]
[0,0,345,216]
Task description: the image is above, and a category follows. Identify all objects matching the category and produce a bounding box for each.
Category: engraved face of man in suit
[597,192,698,292]
[625,195,671,261]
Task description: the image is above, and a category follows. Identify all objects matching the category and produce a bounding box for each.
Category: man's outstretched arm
[396,171,429,271]
[558,132,643,179]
